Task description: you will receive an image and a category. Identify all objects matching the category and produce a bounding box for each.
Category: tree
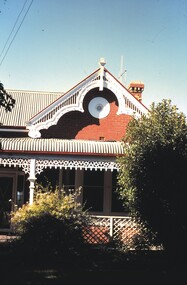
[117,99,187,255]
[0,82,15,150]
[0,82,15,112]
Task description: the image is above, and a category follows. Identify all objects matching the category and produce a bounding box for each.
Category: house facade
[0,59,148,230]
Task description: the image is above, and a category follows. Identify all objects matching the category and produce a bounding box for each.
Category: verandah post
[109,217,114,238]
[28,158,36,204]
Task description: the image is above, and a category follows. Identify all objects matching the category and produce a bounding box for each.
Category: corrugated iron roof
[0,90,63,127]
[0,138,125,155]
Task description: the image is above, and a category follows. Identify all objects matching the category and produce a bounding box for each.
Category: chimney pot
[128,81,144,102]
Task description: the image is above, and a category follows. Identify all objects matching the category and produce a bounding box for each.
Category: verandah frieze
[35,159,119,174]
[0,158,30,174]
[0,157,119,175]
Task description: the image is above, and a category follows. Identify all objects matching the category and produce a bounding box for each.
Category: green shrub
[10,185,91,264]
[11,185,85,233]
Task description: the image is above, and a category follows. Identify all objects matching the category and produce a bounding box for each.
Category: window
[17,175,25,207]
[83,170,104,212]
[62,169,75,192]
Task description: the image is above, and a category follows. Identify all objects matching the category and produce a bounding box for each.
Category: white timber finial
[99,57,106,67]
[99,58,106,91]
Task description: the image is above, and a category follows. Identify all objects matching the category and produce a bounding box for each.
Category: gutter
[0,128,28,133]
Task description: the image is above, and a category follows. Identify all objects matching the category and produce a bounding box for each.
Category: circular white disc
[88,97,110,119]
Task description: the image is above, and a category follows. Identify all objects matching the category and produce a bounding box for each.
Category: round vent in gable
[88,97,110,119]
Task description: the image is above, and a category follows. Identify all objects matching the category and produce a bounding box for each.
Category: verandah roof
[0,138,125,156]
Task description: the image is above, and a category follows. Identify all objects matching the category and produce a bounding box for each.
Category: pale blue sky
[0,0,187,116]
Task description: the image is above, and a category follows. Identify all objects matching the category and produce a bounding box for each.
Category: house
[0,58,148,232]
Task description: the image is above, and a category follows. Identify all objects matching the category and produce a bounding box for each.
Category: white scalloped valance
[0,157,119,174]
[0,158,30,173]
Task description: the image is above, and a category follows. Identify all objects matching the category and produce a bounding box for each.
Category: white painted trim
[28,159,36,204]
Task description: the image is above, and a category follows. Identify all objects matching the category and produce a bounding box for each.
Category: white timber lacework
[0,158,119,174]
[27,65,148,138]
[27,70,102,138]
[105,72,147,116]
[0,158,30,173]
[35,159,119,174]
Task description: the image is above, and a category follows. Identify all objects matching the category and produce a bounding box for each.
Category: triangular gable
[27,60,148,138]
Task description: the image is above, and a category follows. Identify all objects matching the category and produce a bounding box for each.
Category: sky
[0,0,187,116]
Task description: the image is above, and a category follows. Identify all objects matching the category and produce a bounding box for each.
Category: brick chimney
[128,81,144,102]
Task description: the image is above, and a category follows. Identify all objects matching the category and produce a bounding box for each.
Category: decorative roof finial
[98,58,106,91]
[99,57,106,67]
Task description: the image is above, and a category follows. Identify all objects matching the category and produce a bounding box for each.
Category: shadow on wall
[41,110,99,139]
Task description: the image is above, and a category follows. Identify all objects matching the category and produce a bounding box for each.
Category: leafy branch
[0,82,15,112]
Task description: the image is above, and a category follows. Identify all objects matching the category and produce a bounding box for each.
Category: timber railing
[83,215,141,246]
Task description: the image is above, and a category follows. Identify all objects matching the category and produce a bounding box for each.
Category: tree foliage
[0,82,15,112]
[117,99,187,253]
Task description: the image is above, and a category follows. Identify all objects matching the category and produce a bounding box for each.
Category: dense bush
[11,185,85,232]
[10,186,91,264]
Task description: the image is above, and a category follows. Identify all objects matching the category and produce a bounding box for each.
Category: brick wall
[41,88,131,141]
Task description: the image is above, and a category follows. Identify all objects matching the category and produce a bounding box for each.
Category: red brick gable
[41,88,131,141]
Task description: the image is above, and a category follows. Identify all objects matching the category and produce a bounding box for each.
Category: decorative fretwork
[0,158,30,174]
[105,72,148,117]
[0,156,119,175]
[37,91,79,124]
[35,159,119,174]
[28,70,100,128]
